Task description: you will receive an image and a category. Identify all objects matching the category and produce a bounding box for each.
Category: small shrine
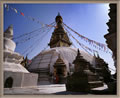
[53,54,67,84]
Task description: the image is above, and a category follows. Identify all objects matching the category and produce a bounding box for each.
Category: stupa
[4,25,38,88]
[28,13,105,86]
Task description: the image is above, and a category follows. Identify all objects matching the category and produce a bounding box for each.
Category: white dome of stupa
[28,47,95,73]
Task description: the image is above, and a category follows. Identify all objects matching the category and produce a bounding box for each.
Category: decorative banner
[14,8,18,13]
[5,4,112,55]
[63,22,112,54]
[13,22,55,41]
[22,26,53,56]
[5,4,56,28]
[64,26,98,55]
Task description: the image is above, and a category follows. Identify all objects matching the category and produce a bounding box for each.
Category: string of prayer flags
[63,22,112,54]
[5,4,48,27]
[5,4,56,28]
[64,26,97,55]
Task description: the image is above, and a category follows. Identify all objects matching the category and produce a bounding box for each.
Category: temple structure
[4,25,38,88]
[27,13,106,88]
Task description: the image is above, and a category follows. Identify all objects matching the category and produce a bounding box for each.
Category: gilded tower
[48,13,72,48]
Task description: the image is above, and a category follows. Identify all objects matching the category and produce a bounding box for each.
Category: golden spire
[48,13,72,48]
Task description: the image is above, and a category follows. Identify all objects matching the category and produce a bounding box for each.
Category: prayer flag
[47,25,51,27]
[5,4,7,8]
[5,4,9,11]
[20,12,24,16]
[14,8,17,13]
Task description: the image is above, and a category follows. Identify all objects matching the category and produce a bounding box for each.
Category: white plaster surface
[4,38,16,51]
[29,47,95,73]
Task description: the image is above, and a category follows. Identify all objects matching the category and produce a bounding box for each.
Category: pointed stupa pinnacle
[25,55,28,60]
[58,53,61,59]
[77,49,81,57]
[9,24,13,28]
[55,12,63,23]
[4,24,13,39]
[58,12,61,16]
[93,53,96,57]
[97,53,100,58]
[78,49,80,54]
[75,49,83,60]
[73,48,87,64]
[7,24,13,33]
[53,53,66,67]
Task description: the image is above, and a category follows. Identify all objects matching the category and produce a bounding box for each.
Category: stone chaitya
[4,25,38,88]
[66,49,103,92]
[93,54,113,83]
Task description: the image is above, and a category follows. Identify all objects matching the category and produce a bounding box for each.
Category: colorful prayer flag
[20,12,24,16]
[14,8,17,13]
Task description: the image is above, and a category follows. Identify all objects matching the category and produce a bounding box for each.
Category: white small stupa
[4,25,38,88]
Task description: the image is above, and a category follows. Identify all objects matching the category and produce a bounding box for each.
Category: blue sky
[4,3,115,74]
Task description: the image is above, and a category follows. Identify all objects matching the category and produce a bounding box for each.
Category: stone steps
[89,81,103,89]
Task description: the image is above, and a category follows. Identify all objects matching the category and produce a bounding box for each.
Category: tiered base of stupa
[4,51,38,88]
